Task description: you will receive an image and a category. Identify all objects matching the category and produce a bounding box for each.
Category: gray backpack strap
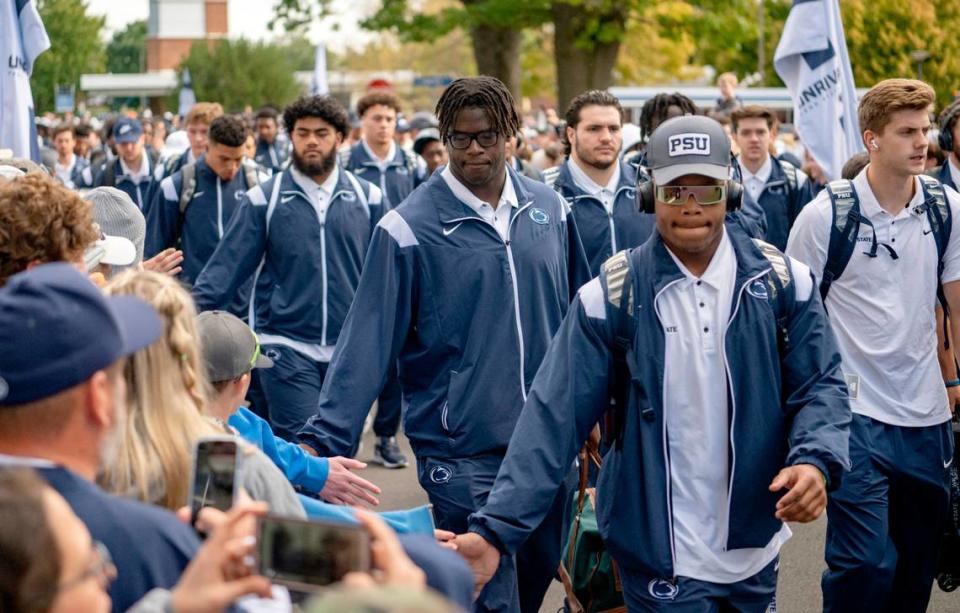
[600,250,636,450]
[781,160,798,192]
[752,238,792,289]
[178,163,197,215]
[243,163,260,190]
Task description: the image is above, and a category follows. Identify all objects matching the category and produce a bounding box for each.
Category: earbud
[871,140,879,150]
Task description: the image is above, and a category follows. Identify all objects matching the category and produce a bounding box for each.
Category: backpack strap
[820,179,892,302]
[243,162,260,190]
[753,239,795,352]
[918,174,953,347]
[172,163,197,248]
[600,250,636,451]
[781,160,798,193]
[101,159,117,187]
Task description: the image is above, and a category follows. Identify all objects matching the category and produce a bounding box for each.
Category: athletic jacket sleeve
[468,278,613,553]
[143,175,181,258]
[780,257,851,489]
[785,195,831,282]
[296,210,417,456]
[192,185,268,312]
[228,407,329,493]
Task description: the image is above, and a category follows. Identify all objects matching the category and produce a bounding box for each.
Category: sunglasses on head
[656,184,727,206]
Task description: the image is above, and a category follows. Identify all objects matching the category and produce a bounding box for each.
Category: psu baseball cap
[112,117,143,144]
[196,310,273,383]
[0,263,161,406]
[645,115,731,185]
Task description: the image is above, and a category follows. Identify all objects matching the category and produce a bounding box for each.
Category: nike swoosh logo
[924,228,934,235]
[442,223,463,237]
[192,191,204,199]
[945,458,953,469]
[281,195,296,203]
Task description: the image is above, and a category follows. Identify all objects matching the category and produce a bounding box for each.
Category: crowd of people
[1,71,960,613]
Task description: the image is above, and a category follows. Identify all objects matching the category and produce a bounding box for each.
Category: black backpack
[172,162,261,248]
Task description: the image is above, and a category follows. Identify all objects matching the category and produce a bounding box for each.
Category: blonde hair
[859,78,935,137]
[98,271,221,509]
[186,102,224,127]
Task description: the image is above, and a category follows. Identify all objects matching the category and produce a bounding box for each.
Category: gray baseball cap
[197,311,273,383]
[645,115,731,185]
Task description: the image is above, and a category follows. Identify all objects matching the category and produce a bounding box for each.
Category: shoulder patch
[378,210,418,248]
[579,277,606,320]
[160,176,178,201]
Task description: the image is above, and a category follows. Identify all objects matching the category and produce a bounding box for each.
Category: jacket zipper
[216,179,224,239]
[505,202,533,401]
[653,277,684,576]
[720,267,771,550]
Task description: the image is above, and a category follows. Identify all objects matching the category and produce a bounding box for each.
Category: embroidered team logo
[264,348,281,362]
[648,578,679,600]
[747,279,769,300]
[668,133,711,157]
[234,190,246,201]
[429,465,453,484]
[529,208,550,225]
[397,166,409,176]
[341,191,357,202]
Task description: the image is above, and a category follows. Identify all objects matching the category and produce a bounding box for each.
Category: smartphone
[187,436,240,525]
[257,515,371,591]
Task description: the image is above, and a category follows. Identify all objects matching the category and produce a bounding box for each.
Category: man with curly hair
[0,173,99,286]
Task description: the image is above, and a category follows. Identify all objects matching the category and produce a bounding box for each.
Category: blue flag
[178,67,196,118]
[774,0,863,180]
[1,0,50,162]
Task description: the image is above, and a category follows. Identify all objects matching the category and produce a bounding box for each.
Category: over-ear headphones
[637,179,742,214]
[939,102,960,154]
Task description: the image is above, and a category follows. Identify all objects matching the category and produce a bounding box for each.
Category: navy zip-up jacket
[546,159,655,276]
[469,224,850,578]
[297,166,592,460]
[342,142,416,208]
[80,156,163,211]
[192,168,384,346]
[144,156,258,285]
[739,157,816,250]
[255,138,288,173]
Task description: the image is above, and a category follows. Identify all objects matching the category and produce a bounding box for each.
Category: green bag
[558,433,626,613]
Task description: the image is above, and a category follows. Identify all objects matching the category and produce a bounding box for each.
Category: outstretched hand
[452,532,500,600]
[769,463,827,523]
[320,456,381,507]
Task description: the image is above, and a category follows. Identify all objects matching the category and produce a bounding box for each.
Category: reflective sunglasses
[656,184,727,206]
[446,130,500,150]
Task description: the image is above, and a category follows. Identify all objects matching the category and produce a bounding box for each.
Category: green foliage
[179,39,305,112]
[30,0,105,113]
[105,19,147,74]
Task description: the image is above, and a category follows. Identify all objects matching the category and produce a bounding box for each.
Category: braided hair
[435,77,521,143]
[640,93,699,142]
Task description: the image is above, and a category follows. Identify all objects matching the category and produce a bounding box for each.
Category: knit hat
[83,187,146,265]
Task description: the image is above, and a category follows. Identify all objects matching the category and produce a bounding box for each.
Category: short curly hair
[0,173,99,286]
[283,95,350,138]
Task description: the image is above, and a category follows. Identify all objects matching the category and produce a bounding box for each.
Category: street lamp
[910,49,931,81]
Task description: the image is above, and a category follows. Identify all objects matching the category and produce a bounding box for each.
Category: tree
[31,0,105,113]
[179,39,305,111]
[105,19,147,74]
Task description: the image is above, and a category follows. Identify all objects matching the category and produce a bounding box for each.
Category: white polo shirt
[786,168,960,427]
[441,165,517,241]
[567,158,621,215]
[739,155,773,202]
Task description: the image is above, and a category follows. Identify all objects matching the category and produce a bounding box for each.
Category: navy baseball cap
[0,263,161,406]
[112,117,143,144]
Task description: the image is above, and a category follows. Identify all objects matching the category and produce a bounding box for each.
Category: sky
[84,0,375,50]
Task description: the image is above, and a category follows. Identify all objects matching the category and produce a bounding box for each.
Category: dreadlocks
[640,93,699,142]
[435,77,521,143]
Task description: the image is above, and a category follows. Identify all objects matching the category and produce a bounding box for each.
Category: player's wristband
[945,379,960,388]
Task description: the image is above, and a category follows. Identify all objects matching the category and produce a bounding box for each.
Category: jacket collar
[276,167,361,206]
[428,164,535,224]
[646,221,772,295]
[555,158,636,201]
[350,140,405,169]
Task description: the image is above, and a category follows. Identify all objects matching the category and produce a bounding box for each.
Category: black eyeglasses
[446,130,500,150]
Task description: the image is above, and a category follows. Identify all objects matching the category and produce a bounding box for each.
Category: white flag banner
[312,43,329,96]
[1,0,50,161]
[774,0,863,181]
[178,67,196,118]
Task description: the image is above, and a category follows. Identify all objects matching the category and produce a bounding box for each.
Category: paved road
[357,431,957,612]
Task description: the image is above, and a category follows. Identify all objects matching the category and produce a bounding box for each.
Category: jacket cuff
[467,516,510,556]
[298,457,329,493]
[791,456,834,491]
